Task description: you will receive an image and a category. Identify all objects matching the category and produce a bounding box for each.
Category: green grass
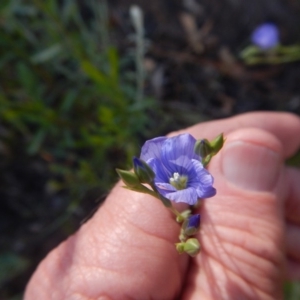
[0,0,154,199]
[0,1,155,297]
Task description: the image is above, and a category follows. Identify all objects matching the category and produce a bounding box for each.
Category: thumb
[185,128,286,300]
[218,128,283,193]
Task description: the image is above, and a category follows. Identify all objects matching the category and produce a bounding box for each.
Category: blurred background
[1,0,300,298]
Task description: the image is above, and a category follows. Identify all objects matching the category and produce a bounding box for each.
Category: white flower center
[169,172,188,190]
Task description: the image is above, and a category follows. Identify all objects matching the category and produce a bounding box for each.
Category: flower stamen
[170,172,188,190]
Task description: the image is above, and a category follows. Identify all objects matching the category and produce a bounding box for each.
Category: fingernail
[221,141,281,192]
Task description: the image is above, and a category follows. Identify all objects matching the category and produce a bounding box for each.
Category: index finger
[176,112,300,158]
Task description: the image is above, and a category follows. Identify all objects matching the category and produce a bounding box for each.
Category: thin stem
[130,6,145,102]
[169,207,184,220]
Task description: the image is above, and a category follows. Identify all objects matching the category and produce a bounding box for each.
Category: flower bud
[130,5,143,34]
[116,169,140,188]
[182,214,200,236]
[175,242,185,254]
[195,133,224,166]
[133,157,155,184]
[176,238,201,257]
[209,133,224,155]
[183,238,201,257]
[194,139,213,159]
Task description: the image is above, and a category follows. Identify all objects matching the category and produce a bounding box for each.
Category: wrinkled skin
[25,112,300,300]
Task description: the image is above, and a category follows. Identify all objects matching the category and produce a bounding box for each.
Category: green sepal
[209,133,225,155]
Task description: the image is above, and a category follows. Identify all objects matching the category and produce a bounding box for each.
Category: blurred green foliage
[0,1,155,296]
[285,281,300,300]
[0,0,153,199]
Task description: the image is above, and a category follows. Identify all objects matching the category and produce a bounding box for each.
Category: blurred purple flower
[251,23,279,50]
[140,134,216,205]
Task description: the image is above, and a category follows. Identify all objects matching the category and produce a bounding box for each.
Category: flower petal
[139,133,216,204]
[156,182,176,192]
[188,159,216,198]
[164,187,199,205]
[251,23,279,50]
[196,185,216,198]
[161,134,199,172]
[140,136,167,162]
[147,157,170,183]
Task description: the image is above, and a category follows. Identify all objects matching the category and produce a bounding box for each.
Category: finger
[25,112,299,299]
[182,128,286,299]
[286,167,300,224]
[25,183,189,299]
[176,112,300,158]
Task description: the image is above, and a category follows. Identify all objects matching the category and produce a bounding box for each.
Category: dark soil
[2,0,300,298]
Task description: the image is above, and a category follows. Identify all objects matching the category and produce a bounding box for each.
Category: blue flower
[251,23,279,50]
[140,134,216,205]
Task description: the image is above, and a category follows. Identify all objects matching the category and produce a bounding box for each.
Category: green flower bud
[209,133,224,155]
[183,238,201,257]
[194,133,225,166]
[194,139,213,159]
[176,238,201,256]
[133,157,155,184]
[117,168,158,196]
[175,242,185,254]
[116,169,140,188]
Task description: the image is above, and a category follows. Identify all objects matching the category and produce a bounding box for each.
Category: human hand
[25,112,300,300]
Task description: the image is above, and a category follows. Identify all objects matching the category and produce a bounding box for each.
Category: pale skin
[25,112,300,300]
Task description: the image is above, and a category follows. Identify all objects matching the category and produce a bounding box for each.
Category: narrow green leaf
[31,44,62,63]
[27,129,46,154]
